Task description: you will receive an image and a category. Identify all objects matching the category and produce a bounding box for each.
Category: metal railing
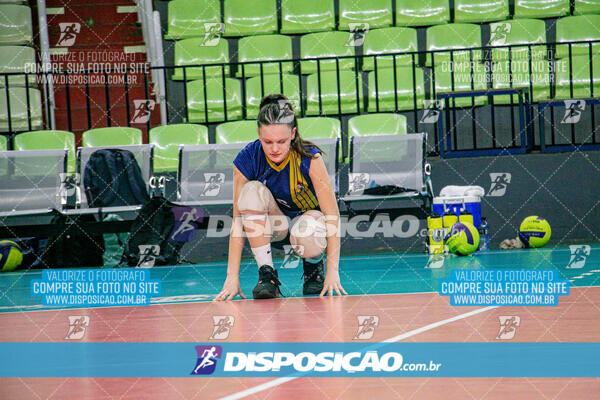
[0,40,598,155]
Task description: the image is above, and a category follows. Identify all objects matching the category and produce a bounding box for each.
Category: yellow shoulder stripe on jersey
[289,149,318,212]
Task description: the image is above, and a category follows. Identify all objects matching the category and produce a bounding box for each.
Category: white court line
[217,306,498,400]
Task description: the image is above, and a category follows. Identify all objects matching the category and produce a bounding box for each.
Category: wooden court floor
[0,247,599,399]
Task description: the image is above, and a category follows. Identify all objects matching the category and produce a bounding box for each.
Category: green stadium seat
[555,15,600,59]
[349,113,407,136]
[574,0,600,15]
[186,78,242,123]
[338,0,393,31]
[0,46,36,87]
[0,87,42,132]
[280,0,335,34]
[297,117,341,140]
[554,55,600,99]
[395,0,450,27]
[297,117,342,161]
[0,5,32,45]
[245,74,300,119]
[489,19,547,62]
[426,23,482,67]
[14,130,76,173]
[348,113,408,161]
[216,120,341,160]
[306,70,363,116]
[362,27,418,71]
[454,0,509,23]
[431,61,488,107]
[82,127,143,147]
[216,120,257,143]
[0,135,6,151]
[368,66,426,112]
[300,31,356,75]
[491,59,551,103]
[514,0,569,18]
[165,0,221,40]
[172,38,229,81]
[223,0,277,37]
[149,124,208,172]
[236,35,293,78]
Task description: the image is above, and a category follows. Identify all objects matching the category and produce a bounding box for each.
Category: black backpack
[41,213,105,268]
[83,149,149,208]
[121,196,185,267]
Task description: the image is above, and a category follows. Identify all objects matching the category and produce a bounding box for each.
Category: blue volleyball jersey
[233,140,321,218]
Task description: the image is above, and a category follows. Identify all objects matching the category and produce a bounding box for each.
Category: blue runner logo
[170,207,203,242]
[191,345,222,375]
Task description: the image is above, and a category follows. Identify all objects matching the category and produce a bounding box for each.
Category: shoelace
[260,269,285,297]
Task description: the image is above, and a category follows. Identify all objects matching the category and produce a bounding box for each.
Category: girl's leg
[237,181,289,299]
[289,209,327,259]
[238,181,289,268]
[289,210,327,295]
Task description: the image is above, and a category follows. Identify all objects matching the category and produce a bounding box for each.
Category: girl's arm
[309,154,347,297]
[214,167,249,301]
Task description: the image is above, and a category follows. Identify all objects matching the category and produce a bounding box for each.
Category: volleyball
[519,216,551,248]
[445,222,480,256]
[0,240,23,272]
